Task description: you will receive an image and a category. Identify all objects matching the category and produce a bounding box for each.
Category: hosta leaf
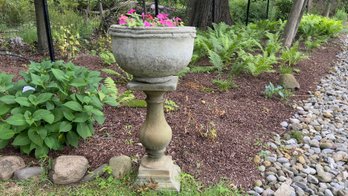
[30,73,43,86]
[0,95,16,104]
[94,114,105,124]
[38,127,48,139]
[46,102,55,110]
[20,144,31,155]
[63,101,82,111]
[76,123,92,139]
[44,136,59,149]
[15,97,31,107]
[59,121,72,132]
[70,78,87,87]
[0,139,9,149]
[28,128,43,147]
[35,146,49,158]
[36,93,53,104]
[12,132,31,146]
[0,103,11,116]
[66,131,79,147]
[6,114,27,126]
[33,109,55,124]
[51,68,66,81]
[73,113,89,123]
[0,123,15,140]
[62,110,74,121]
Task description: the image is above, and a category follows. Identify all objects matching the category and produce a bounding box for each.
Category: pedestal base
[135,156,181,192]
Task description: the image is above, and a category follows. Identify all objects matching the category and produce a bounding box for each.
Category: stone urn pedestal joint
[127,76,180,191]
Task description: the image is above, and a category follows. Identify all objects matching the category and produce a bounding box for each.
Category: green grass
[0,172,244,196]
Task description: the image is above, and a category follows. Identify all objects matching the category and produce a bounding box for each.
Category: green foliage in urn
[0,61,117,158]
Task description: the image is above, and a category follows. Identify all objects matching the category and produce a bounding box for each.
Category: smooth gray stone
[14,167,43,180]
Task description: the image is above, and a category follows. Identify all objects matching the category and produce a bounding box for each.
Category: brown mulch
[0,37,344,189]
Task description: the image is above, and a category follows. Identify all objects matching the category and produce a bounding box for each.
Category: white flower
[22,86,36,93]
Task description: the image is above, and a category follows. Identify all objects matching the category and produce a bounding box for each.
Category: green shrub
[334,8,347,22]
[0,0,35,27]
[230,0,277,24]
[18,23,37,45]
[299,14,344,40]
[274,0,293,20]
[53,26,80,58]
[0,61,117,158]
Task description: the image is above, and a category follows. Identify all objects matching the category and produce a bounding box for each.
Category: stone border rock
[0,155,132,185]
[248,35,348,196]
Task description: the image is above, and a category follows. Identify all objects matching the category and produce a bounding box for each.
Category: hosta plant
[0,61,117,158]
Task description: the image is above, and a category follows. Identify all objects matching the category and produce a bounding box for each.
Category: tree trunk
[307,0,312,12]
[325,1,332,17]
[282,0,308,48]
[34,0,48,53]
[188,0,232,28]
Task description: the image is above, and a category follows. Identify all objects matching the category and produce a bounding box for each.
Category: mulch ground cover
[0,36,344,189]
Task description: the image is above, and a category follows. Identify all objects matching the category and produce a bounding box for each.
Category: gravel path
[249,35,348,196]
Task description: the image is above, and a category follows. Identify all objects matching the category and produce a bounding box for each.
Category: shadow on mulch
[0,36,344,189]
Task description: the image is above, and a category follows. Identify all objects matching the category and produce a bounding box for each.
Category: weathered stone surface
[280,74,300,90]
[81,164,108,182]
[274,182,295,196]
[109,155,132,179]
[14,167,43,180]
[50,155,89,184]
[0,156,25,180]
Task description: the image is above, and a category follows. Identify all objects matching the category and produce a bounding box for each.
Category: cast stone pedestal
[127,76,181,192]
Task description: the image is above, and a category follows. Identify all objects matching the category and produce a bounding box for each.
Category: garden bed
[0,36,344,189]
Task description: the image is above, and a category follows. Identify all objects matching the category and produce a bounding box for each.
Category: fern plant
[281,42,306,67]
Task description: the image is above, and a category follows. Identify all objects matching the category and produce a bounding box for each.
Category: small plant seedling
[199,121,218,141]
[212,79,236,92]
[290,130,304,143]
[99,50,116,66]
[258,150,269,158]
[263,82,293,100]
[124,139,135,146]
[164,99,179,112]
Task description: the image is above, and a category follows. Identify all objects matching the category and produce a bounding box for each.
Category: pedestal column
[127,76,181,191]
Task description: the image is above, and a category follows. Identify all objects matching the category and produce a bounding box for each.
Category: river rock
[0,156,25,180]
[13,167,43,180]
[109,155,132,179]
[50,155,89,184]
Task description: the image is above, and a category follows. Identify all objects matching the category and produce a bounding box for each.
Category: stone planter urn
[109,25,196,191]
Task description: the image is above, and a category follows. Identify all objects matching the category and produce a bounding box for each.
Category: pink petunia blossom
[164,20,174,27]
[119,15,128,25]
[144,21,152,27]
[157,13,169,20]
[127,9,136,14]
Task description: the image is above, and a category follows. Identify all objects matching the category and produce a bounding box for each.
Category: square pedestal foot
[135,156,181,192]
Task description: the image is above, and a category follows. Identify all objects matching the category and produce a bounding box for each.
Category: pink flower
[119,15,128,25]
[164,20,174,27]
[127,9,136,14]
[157,13,169,20]
[144,21,152,27]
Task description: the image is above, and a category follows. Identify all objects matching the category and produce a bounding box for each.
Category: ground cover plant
[0,0,347,194]
[0,61,118,158]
